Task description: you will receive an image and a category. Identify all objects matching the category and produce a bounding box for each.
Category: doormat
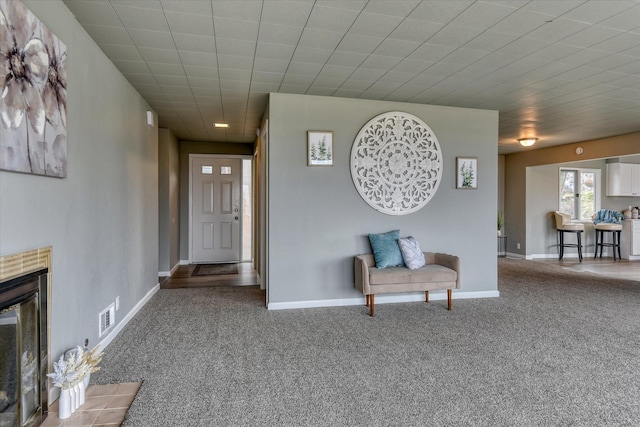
[192,263,238,277]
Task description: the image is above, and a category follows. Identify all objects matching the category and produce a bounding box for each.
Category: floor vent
[99,303,115,337]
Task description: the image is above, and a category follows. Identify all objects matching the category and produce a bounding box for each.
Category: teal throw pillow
[368,230,404,269]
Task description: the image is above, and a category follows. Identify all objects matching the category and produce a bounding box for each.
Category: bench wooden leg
[365,294,369,307]
[369,294,375,317]
[447,289,452,311]
[425,291,429,303]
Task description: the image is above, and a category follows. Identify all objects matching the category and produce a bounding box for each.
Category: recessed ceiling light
[214,123,229,128]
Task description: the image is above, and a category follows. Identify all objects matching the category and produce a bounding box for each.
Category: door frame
[188,154,252,264]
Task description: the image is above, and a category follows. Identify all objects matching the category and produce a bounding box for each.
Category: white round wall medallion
[350,111,443,215]
[576,147,584,155]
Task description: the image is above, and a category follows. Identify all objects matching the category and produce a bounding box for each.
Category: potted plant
[47,345,102,419]
[81,345,103,387]
[47,348,88,419]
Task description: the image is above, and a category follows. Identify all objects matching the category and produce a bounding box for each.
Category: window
[559,168,600,221]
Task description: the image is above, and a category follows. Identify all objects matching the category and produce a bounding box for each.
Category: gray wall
[526,155,640,258]
[504,132,640,256]
[178,141,254,261]
[526,160,604,257]
[0,1,158,360]
[267,93,498,304]
[498,154,505,228]
[158,129,180,273]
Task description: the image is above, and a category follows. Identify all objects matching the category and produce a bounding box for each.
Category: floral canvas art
[0,0,67,177]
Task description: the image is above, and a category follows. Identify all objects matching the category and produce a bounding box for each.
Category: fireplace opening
[0,268,48,427]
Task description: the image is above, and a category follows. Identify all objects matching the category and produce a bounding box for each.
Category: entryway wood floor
[159,262,258,289]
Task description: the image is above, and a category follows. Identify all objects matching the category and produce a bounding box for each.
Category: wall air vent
[99,303,115,337]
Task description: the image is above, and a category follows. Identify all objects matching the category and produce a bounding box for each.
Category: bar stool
[594,223,622,260]
[554,211,584,261]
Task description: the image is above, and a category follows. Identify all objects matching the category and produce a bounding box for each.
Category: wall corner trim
[159,262,181,277]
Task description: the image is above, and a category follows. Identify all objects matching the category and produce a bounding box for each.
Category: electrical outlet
[115,296,120,311]
[517,243,521,249]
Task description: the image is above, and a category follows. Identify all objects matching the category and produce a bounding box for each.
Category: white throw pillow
[397,236,425,269]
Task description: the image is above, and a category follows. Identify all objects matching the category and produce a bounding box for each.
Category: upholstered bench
[354,252,460,316]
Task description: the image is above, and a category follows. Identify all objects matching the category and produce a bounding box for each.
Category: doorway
[189,154,252,264]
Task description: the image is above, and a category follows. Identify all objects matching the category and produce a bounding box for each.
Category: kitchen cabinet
[620,219,640,260]
[606,163,640,196]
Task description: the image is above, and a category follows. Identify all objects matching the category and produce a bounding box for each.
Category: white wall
[267,93,498,306]
[0,1,158,359]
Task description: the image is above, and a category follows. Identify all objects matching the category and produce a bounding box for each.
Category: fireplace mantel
[0,247,52,284]
[0,248,51,353]
[0,247,52,425]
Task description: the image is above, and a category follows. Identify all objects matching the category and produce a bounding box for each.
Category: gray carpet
[93,258,640,426]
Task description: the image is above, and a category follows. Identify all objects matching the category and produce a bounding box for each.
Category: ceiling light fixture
[518,138,537,147]
[214,123,229,128]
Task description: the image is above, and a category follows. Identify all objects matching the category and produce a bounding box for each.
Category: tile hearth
[40,382,141,427]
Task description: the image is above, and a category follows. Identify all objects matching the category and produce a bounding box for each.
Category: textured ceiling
[61,0,640,154]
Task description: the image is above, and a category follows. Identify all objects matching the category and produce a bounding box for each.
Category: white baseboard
[505,252,525,259]
[528,253,562,259]
[179,259,190,265]
[96,282,160,351]
[267,290,500,311]
[527,251,609,260]
[49,282,160,404]
[158,262,180,277]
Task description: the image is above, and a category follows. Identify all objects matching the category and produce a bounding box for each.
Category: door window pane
[201,166,213,174]
[220,166,231,175]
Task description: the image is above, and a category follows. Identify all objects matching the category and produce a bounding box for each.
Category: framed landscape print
[308,131,333,166]
[456,157,478,189]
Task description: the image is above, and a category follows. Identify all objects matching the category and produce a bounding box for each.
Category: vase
[70,384,78,411]
[83,372,90,389]
[58,388,72,419]
[497,230,502,237]
[78,380,86,406]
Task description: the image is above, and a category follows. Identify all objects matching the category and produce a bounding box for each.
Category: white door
[192,157,241,263]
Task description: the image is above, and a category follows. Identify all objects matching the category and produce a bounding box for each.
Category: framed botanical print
[456,157,478,189]
[307,131,333,166]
